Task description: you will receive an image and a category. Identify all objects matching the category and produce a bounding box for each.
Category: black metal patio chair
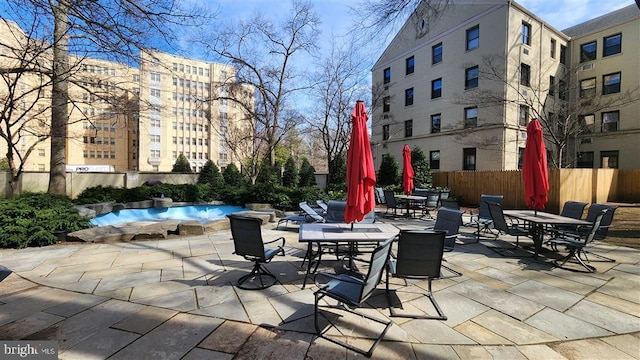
[385,230,448,320]
[227,214,285,290]
[313,236,395,358]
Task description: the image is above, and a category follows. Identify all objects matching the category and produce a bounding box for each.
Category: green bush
[0,193,93,249]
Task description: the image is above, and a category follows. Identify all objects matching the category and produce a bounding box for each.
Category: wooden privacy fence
[432,168,640,213]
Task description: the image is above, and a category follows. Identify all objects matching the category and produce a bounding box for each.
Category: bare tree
[0,18,54,194]
[4,0,211,195]
[201,0,321,183]
[454,54,640,168]
[307,38,369,182]
[349,0,451,44]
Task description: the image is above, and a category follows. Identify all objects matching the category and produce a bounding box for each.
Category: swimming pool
[90,205,248,227]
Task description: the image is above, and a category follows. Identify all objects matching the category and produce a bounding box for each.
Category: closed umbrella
[522,118,549,213]
[345,101,377,223]
[402,145,414,194]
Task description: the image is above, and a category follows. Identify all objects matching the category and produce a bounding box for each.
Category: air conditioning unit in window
[580,63,595,71]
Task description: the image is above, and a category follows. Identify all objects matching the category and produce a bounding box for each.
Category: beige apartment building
[1,19,252,173]
[371,1,640,171]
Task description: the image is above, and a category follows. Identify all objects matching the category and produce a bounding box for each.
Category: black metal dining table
[298,222,400,288]
[503,209,590,258]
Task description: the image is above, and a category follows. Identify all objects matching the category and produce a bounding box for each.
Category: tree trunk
[48,1,70,195]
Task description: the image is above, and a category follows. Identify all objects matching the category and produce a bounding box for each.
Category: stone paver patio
[0,213,638,359]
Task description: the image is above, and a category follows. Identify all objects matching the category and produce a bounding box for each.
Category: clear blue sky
[214,0,637,42]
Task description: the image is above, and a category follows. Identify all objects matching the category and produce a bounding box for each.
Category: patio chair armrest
[313,271,364,289]
[264,236,286,248]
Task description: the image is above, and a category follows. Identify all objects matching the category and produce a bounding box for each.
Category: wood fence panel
[617,169,640,202]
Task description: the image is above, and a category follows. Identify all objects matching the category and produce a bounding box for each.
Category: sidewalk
[0,215,638,359]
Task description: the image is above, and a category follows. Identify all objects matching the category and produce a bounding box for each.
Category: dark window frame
[580,41,597,62]
[600,150,619,169]
[382,124,390,140]
[549,75,555,96]
[406,56,415,75]
[466,25,479,51]
[577,151,594,168]
[463,148,476,171]
[580,77,596,98]
[383,96,390,112]
[602,72,621,95]
[431,78,442,99]
[430,150,440,170]
[404,119,413,137]
[550,38,556,58]
[383,67,391,84]
[464,107,478,128]
[432,43,443,64]
[521,22,531,45]
[579,113,595,133]
[519,105,529,126]
[520,63,530,87]
[431,114,441,133]
[405,88,414,106]
[465,66,479,89]
[560,45,567,64]
[601,110,619,132]
[603,33,622,57]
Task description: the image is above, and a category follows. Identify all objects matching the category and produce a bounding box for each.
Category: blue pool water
[90,205,247,227]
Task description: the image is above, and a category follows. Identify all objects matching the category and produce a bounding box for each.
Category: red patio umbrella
[344,101,377,223]
[522,118,549,212]
[402,145,414,194]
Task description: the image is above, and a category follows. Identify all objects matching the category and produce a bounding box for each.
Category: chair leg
[581,249,616,263]
[315,291,392,358]
[386,275,447,320]
[553,248,595,273]
[236,262,279,290]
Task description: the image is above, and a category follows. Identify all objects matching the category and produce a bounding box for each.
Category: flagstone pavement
[0,214,638,359]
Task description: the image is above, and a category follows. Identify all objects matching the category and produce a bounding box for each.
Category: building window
[404,120,413,137]
[383,96,390,112]
[559,79,567,100]
[519,105,529,126]
[602,72,621,95]
[518,147,525,169]
[520,63,530,87]
[432,43,442,64]
[405,88,414,106]
[431,114,441,133]
[465,66,478,89]
[383,67,391,84]
[463,148,476,170]
[549,76,555,96]
[150,72,161,82]
[465,107,478,128]
[560,45,567,64]
[602,111,619,132]
[579,114,595,132]
[600,151,618,169]
[466,25,479,50]
[382,124,389,140]
[431,78,442,99]
[580,41,597,62]
[430,151,440,170]
[38,149,45,157]
[521,22,531,45]
[579,78,596,98]
[405,56,414,75]
[603,34,621,57]
[577,152,594,168]
[550,38,556,58]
